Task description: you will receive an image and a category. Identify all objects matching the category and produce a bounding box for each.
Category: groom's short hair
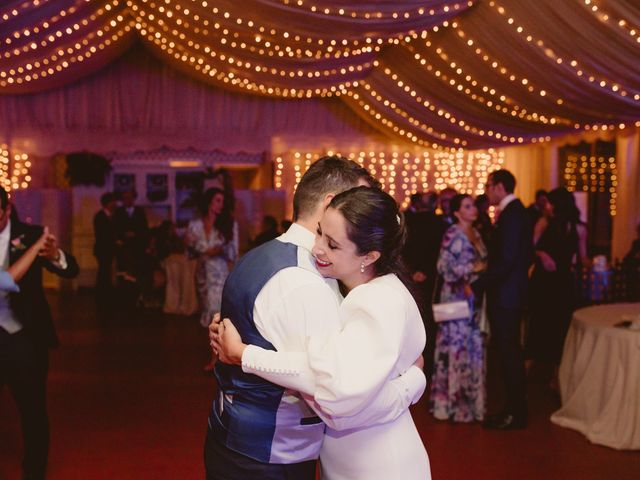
[293,156,378,221]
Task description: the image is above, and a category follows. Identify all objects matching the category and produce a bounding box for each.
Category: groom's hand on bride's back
[209,313,221,337]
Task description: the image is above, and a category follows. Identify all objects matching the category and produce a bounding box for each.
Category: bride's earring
[360,262,365,273]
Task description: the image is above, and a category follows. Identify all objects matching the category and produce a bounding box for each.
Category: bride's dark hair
[328,186,407,278]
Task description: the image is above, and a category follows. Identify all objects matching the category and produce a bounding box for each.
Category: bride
[212,186,431,480]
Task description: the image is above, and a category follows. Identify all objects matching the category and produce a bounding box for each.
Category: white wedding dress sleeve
[243,275,431,480]
[241,274,427,429]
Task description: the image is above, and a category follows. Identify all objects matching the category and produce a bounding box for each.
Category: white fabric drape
[613,129,640,260]
[502,144,552,204]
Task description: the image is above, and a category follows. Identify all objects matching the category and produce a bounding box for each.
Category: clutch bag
[432,300,471,323]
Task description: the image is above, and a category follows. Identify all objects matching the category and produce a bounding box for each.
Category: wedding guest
[205,168,236,214]
[281,219,293,232]
[623,222,640,265]
[186,187,238,371]
[528,188,587,390]
[137,221,181,310]
[527,189,548,226]
[403,190,445,376]
[482,169,532,430]
[113,189,149,280]
[93,192,117,307]
[474,193,493,246]
[405,192,424,214]
[430,194,488,422]
[251,215,279,248]
[438,187,457,226]
[0,191,79,480]
[623,223,640,300]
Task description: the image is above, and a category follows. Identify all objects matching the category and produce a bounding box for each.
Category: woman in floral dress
[430,194,488,422]
[187,187,238,370]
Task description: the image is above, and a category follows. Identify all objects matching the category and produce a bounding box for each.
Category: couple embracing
[206,156,431,479]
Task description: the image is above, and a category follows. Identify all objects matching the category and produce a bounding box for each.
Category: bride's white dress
[242,273,431,480]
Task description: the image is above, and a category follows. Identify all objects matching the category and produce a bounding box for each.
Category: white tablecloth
[550,303,640,450]
[162,254,198,316]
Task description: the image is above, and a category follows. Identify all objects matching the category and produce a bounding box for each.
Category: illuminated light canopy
[0,1,638,149]
[275,149,504,209]
[0,144,32,193]
[563,154,618,216]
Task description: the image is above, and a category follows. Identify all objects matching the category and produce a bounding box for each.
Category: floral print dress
[187,219,238,327]
[430,223,488,422]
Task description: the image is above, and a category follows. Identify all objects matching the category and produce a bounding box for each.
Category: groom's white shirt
[244,223,426,430]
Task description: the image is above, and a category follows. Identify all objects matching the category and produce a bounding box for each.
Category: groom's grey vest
[210,239,324,463]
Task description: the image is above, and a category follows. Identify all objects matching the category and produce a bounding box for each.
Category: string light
[377,66,520,144]
[563,154,617,216]
[580,0,640,44]
[0,145,32,192]
[0,1,634,148]
[453,25,569,107]
[274,148,504,209]
[0,0,133,88]
[406,42,570,127]
[488,1,640,102]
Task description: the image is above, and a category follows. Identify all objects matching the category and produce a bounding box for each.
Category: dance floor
[1,291,638,479]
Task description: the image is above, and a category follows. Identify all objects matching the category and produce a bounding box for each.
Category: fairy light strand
[274,149,504,209]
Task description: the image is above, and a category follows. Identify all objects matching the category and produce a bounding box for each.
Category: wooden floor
[1,291,638,479]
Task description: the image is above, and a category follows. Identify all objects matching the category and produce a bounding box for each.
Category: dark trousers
[488,306,527,418]
[95,254,114,306]
[0,328,49,480]
[204,428,316,480]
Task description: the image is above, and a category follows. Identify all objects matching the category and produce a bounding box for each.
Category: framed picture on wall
[114,173,136,195]
[147,173,168,202]
[175,171,203,228]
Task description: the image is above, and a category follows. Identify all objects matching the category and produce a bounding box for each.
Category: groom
[205,156,425,479]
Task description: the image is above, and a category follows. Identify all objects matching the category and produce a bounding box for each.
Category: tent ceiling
[1,0,639,149]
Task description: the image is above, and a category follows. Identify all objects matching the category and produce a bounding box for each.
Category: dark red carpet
[1,292,638,479]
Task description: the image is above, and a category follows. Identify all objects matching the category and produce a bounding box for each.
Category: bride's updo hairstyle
[328,186,407,277]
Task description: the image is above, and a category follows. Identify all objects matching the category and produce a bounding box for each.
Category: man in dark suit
[526,189,548,226]
[0,189,79,479]
[482,169,532,430]
[113,189,149,279]
[93,192,117,307]
[403,191,445,376]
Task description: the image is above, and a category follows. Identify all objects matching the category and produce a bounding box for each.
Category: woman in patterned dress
[430,193,488,422]
[186,187,238,371]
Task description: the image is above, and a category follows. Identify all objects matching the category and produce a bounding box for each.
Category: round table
[550,303,640,450]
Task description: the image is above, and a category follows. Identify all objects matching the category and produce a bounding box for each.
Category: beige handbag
[432,300,471,323]
[431,274,472,323]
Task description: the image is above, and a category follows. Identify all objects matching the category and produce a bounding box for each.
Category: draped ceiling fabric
[1,0,639,150]
[0,45,384,155]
